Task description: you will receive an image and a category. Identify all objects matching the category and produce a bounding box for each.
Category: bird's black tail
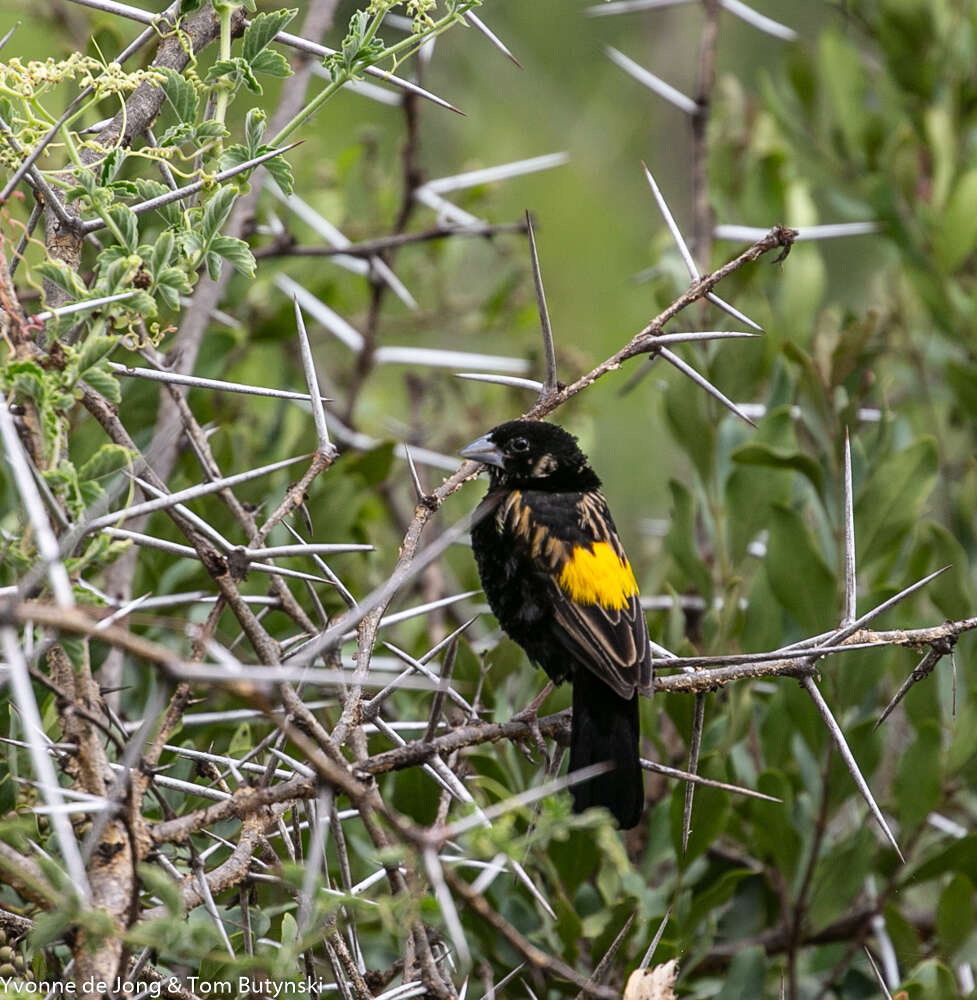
[568,669,644,828]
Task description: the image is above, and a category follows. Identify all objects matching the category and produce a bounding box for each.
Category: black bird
[460,420,653,828]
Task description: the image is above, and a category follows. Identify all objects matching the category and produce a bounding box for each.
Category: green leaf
[106,179,139,199]
[713,946,765,1000]
[69,167,97,196]
[344,442,396,486]
[237,60,262,94]
[132,178,181,225]
[854,437,938,568]
[764,503,835,633]
[204,250,222,281]
[244,108,266,155]
[138,864,182,916]
[210,235,255,276]
[193,120,229,142]
[264,153,294,196]
[903,959,960,1000]
[934,169,977,272]
[250,48,291,78]
[807,827,874,932]
[160,66,198,125]
[730,441,825,498]
[908,834,977,885]
[34,260,87,298]
[201,186,238,240]
[228,724,252,757]
[150,231,175,274]
[279,912,299,951]
[5,360,46,399]
[154,265,194,311]
[179,229,206,258]
[206,56,262,93]
[77,334,116,374]
[206,57,243,83]
[669,782,729,867]
[818,31,866,157]
[664,378,715,483]
[106,204,139,252]
[686,868,753,932]
[749,770,802,876]
[894,720,942,831]
[122,291,157,317]
[665,480,713,601]
[30,908,75,950]
[83,366,121,404]
[936,873,975,958]
[158,120,196,146]
[99,147,124,185]
[907,521,971,619]
[79,444,132,483]
[242,8,297,64]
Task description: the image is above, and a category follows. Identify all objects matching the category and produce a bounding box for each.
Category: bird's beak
[459,433,505,469]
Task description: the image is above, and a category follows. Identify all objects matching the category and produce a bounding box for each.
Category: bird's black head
[459,420,601,492]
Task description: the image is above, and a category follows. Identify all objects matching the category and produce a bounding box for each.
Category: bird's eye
[509,437,530,453]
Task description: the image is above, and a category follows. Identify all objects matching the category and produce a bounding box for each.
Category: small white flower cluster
[0,54,163,102]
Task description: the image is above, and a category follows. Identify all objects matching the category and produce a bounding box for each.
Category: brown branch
[150,777,313,845]
[654,617,977,693]
[0,841,61,908]
[254,448,337,547]
[144,813,270,921]
[0,244,45,464]
[359,710,571,777]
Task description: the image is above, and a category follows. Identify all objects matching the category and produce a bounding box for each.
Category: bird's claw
[511,681,554,761]
[512,707,547,761]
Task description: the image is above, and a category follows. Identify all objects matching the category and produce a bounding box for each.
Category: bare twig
[525,211,558,395]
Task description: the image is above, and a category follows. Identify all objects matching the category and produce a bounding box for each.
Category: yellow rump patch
[557,542,639,610]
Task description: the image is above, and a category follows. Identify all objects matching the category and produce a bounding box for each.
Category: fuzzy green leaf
[244,108,266,155]
[77,334,116,374]
[79,444,132,483]
[82,365,122,404]
[106,204,139,252]
[210,235,255,276]
[150,231,175,274]
[34,260,87,297]
[250,48,291,79]
[201,186,238,240]
[160,67,198,125]
[204,250,222,281]
[242,9,297,64]
[194,120,229,142]
[264,151,294,195]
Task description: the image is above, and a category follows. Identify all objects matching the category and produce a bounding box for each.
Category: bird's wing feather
[549,587,651,698]
[499,488,653,698]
